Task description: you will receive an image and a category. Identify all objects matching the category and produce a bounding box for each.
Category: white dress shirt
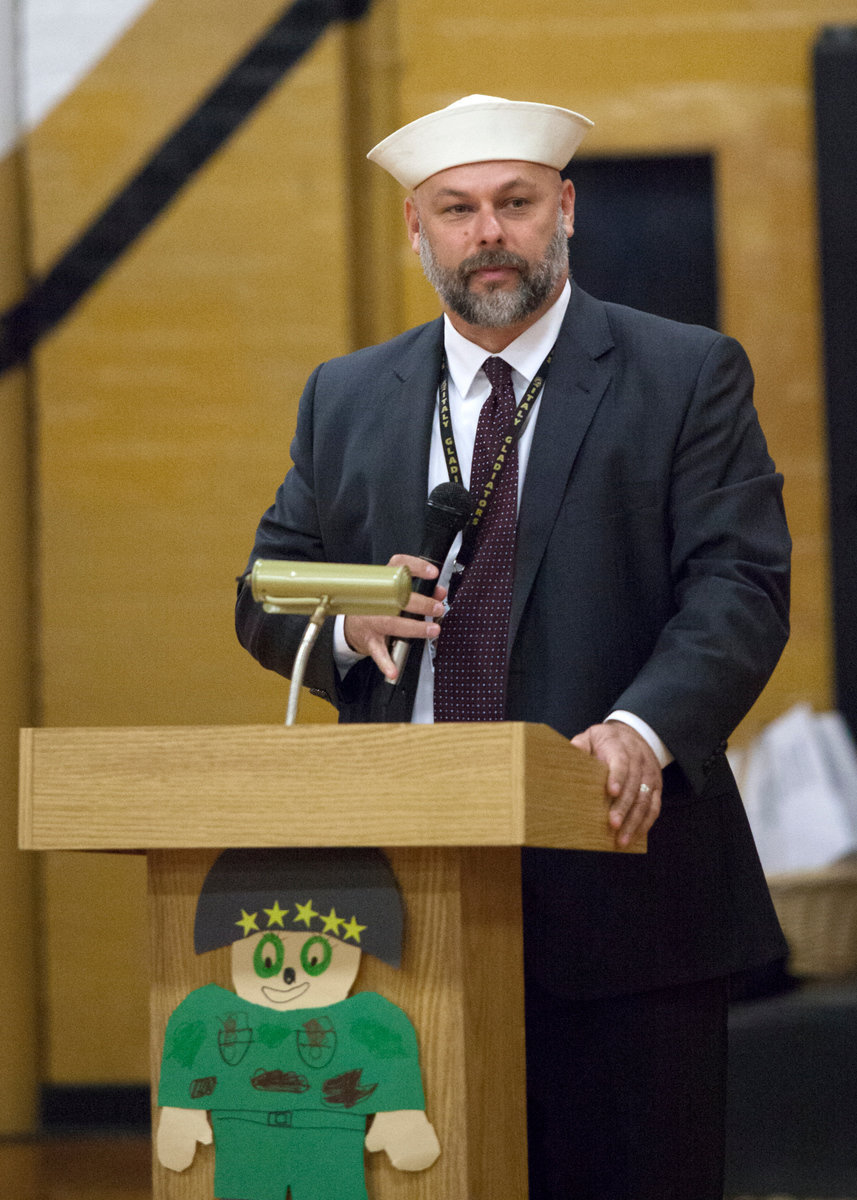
[334,281,671,766]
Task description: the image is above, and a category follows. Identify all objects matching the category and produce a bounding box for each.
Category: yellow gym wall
[22,0,360,1097]
[1,0,849,1110]
[0,139,40,1132]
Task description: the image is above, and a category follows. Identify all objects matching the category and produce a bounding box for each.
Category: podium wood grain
[20,721,636,854]
[149,845,528,1200]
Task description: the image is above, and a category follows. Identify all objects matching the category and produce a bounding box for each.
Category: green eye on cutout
[254,933,284,979]
[300,935,332,977]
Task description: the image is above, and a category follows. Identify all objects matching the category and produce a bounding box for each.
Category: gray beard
[418,208,569,327]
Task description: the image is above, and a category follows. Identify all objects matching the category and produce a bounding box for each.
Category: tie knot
[483,356,512,392]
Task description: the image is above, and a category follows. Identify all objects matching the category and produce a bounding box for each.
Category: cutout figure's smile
[261,981,310,1005]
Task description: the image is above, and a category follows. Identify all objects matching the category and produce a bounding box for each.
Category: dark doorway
[563,154,719,330]
[815,26,857,740]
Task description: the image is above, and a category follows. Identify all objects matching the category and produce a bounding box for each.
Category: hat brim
[367,97,593,190]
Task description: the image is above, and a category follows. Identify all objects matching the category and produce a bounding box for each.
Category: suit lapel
[508,288,615,650]
[372,319,444,559]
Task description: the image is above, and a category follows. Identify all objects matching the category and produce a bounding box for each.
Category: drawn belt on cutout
[216,1110,367,1130]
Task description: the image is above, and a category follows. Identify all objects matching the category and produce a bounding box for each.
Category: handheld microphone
[384,482,473,688]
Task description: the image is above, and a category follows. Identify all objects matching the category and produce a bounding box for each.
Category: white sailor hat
[367,94,594,190]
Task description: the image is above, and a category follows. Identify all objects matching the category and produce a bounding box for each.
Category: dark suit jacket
[236,285,791,999]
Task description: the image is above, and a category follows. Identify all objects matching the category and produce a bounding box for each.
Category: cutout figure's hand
[365,1108,441,1171]
[156,1106,213,1172]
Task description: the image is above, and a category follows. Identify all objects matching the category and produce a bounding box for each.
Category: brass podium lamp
[249,560,412,724]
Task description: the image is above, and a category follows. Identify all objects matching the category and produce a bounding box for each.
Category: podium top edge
[19,722,624,854]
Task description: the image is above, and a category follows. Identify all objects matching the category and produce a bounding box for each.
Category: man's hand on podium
[571,720,663,848]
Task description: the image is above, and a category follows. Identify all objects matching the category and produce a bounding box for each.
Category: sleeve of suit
[234,364,346,706]
[609,334,791,792]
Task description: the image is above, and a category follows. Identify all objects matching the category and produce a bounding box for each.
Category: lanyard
[438,348,553,572]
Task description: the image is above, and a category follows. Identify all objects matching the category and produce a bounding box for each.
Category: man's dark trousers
[525,972,730,1200]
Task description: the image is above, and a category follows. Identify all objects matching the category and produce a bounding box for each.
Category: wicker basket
[768,858,857,977]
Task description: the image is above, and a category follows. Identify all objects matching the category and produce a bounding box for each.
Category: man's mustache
[458,249,528,279]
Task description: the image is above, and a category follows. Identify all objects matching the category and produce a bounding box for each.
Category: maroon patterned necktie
[433,356,517,722]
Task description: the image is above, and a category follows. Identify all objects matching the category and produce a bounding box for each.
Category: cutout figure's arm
[365,1109,441,1171]
[156,1106,213,1172]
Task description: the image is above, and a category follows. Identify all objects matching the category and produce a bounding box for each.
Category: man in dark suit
[236,95,791,1199]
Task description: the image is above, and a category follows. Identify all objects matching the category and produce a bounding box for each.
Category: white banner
[0,0,19,157]
[0,0,152,156]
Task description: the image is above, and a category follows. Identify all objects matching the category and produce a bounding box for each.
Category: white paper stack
[739,704,857,876]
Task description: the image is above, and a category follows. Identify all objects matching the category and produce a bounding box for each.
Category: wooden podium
[19,721,634,1199]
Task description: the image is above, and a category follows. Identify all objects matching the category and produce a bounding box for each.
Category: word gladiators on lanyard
[438,347,555,595]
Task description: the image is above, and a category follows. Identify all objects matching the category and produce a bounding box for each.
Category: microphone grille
[426,482,474,525]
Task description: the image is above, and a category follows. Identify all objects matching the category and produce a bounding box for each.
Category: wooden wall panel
[0,145,39,1129]
[27,7,352,1083]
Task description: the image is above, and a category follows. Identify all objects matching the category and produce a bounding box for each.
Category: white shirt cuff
[333,614,365,678]
[606,711,674,768]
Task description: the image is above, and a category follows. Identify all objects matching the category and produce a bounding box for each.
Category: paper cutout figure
[157,847,440,1200]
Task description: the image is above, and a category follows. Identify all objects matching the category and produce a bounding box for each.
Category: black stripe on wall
[0,0,372,375]
[41,1084,150,1133]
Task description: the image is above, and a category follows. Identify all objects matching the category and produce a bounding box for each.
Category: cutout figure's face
[231,929,361,1009]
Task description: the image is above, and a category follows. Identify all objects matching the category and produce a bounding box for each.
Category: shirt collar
[443,279,571,398]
